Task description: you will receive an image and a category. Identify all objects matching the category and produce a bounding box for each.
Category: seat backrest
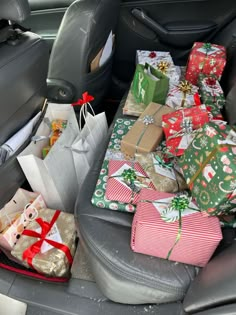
[0,0,49,145]
[47,0,120,111]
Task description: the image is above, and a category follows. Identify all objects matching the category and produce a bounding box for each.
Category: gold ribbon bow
[178,80,193,107]
[157,61,169,74]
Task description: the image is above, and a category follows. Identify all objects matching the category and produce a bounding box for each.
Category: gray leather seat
[47,0,120,111]
[0,0,49,207]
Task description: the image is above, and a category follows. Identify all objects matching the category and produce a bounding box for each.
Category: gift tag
[178,134,194,150]
[152,156,176,180]
[37,223,63,254]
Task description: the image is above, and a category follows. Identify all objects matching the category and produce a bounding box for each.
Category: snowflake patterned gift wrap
[121,102,174,159]
[91,159,136,213]
[198,74,225,119]
[105,160,155,205]
[135,152,188,193]
[185,42,226,85]
[136,50,180,85]
[162,105,210,156]
[131,189,222,267]
[165,80,201,109]
[178,121,236,216]
[11,208,77,277]
[108,118,135,151]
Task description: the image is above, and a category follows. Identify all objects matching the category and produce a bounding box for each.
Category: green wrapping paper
[179,122,236,216]
[131,63,169,106]
[198,74,225,118]
[91,159,136,213]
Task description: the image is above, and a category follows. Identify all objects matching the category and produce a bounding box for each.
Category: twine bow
[157,61,169,74]
[168,117,194,140]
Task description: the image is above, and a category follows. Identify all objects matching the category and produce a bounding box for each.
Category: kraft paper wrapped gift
[11,208,77,277]
[179,121,236,216]
[131,189,222,267]
[91,159,136,213]
[105,160,155,205]
[121,102,174,159]
[135,152,188,193]
[185,42,226,85]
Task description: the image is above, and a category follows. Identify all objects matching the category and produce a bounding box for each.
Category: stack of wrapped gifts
[91,42,236,267]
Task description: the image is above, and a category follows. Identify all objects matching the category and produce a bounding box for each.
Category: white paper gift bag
[17,103,79,212]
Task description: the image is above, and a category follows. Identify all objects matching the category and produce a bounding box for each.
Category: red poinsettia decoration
[149,51,157,58]
[205,77,217,87]
[72,92,94,106]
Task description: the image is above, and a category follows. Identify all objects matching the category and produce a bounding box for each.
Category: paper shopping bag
[17,103,79,212]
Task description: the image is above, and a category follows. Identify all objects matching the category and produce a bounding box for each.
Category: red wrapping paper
[105,160,155,205]
[185,42,226,85]
[162,105,210,156]
[131,189,222,267]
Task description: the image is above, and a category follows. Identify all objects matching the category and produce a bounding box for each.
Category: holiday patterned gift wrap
[131,189,222,267]
[179,122,236,216]
[162,105,210,156]
[0,194,46,252]
[136,50,180,85]
[121,102,174,159]
[198,74,225,119]
[91,159,136,213]
[166,80,201,109]
[131,63,169,106]
[123,89,148,117]
[185,42,226,85]
[135,152,188,193]
[108,118,136,151]
[11,208,77,277]
[105,160,155,205]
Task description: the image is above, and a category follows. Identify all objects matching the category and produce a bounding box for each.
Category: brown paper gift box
[121,103,174,159]
[135,152,188,193]
[11,208,77,277]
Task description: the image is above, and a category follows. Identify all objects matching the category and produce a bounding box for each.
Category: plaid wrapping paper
[185,42,226,85]
[105,160,155,205]
[162,105,210,156]
[179,122,236,216]
[91,159,136,213]
[131,188,222,267]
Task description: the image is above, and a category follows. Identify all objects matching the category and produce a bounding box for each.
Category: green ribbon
[121,169,137,185]
[202,43,213,53]
[153,155,173,169]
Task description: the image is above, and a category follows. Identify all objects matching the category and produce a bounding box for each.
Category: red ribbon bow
[72,92,94,106]
[149,51,157,58]
[22,210,73,271]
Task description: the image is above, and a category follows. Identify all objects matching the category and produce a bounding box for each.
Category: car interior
[0,0,236,314]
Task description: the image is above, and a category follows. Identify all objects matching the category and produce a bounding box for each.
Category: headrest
[0,0,30,23]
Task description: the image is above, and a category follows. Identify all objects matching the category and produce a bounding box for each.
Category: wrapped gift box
[185,42,226,85]
[91,159,136,213]
[135,152,188,193]
[105,160,155,204]
[136,50,180,85]
[131,63,169,106]
[121,103,174,159]
[166,80,201,109]
[162,105,210,156]
[198,74,225,119]
[11,208,77,277]
[123,89,148,117]
[179,121,236,216]
[131,189,222,267]
[108,118,135,151]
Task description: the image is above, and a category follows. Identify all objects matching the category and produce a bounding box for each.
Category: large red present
[131,189,222,267]
[162,105,210,156]
[185,42,226,85]
[105,160,155,204]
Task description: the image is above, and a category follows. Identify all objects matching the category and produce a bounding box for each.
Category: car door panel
[114,0,236,82]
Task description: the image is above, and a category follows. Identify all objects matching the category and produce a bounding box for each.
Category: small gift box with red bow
[198,74,225,119]
[11,208,77,277]
[105,160,155,205]
[165,80,201,109]
[178,121,236,216]
[162,105,210,156]
[136,50,180,85]
[185,42,226,85]
[131,188,222,267]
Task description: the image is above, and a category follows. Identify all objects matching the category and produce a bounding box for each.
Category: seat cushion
[75,97,198,305]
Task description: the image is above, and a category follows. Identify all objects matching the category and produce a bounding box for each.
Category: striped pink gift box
[131,188,222,267]
[106,160,155,205]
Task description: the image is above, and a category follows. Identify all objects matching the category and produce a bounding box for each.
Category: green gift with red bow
[185,42,226,85]
[178,121,236,216]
